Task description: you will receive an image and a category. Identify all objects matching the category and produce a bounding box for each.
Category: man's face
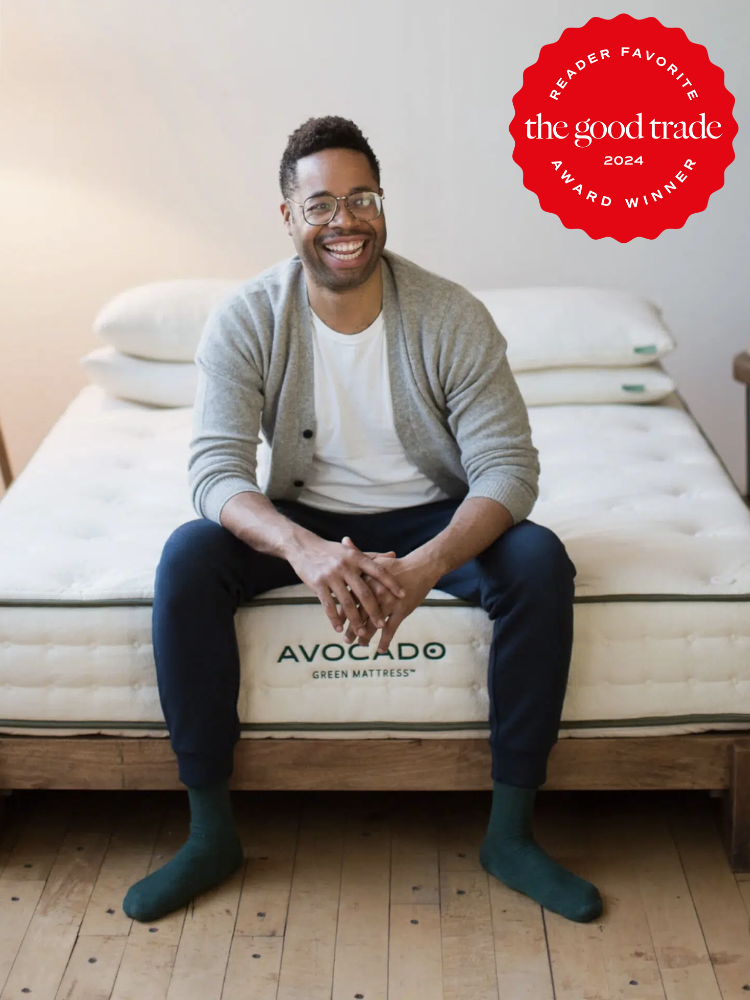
[281,147,387,292]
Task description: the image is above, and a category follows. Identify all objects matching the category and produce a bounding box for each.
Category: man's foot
[123,777,244,922]
[480,834,602,923]
[123,828,244,922]
[481,780,602,923]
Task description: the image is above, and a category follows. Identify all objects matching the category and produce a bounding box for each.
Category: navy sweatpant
[152,497,576,789]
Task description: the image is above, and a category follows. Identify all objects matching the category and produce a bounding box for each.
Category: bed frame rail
[0,733,748,870]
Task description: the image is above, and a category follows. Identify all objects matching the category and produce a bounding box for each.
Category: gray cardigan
[189,248,540,526]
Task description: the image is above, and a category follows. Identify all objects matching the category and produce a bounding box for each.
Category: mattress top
[0,385,748,603]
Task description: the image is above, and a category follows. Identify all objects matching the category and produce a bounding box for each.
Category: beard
[297,220,387,292]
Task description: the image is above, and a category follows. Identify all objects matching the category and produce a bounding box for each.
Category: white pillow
[80,347,197,407]
[93,279,242,362]
[515,365,676,406]
[471,287,675,371]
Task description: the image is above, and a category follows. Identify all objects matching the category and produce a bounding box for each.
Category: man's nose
[329,199,358,226]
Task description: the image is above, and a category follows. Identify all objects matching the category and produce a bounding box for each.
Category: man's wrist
[403,544,450,582]
[276,520,317,563]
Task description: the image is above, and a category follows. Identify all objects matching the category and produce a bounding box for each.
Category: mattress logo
[277,641,446,664]
[509,14,736,240]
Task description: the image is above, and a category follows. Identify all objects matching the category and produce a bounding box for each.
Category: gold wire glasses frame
[286,191,384,226]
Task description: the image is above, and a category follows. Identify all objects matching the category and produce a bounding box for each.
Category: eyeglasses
[287,190,384,226]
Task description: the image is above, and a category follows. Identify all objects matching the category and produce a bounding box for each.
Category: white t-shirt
[296,306,451,513]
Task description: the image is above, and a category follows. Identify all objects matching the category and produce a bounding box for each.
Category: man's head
[279,116,387,292]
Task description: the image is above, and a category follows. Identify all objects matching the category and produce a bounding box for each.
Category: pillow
[80,355,676,410]
[80,347,197,407]
[515,365,676,406]
[93,279,242,362]
[471,287,675,371]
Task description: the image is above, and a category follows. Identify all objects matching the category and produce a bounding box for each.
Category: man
[123,115,603,925]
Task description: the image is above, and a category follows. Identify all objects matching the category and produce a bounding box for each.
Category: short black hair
[279,115,381,200]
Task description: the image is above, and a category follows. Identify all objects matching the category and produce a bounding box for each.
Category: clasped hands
[340,536,442,653]
[289,534,441,655]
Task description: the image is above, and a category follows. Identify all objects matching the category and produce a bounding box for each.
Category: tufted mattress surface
[1,385,749,740]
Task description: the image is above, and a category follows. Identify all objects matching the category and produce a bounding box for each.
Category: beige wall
[1,0,748,501]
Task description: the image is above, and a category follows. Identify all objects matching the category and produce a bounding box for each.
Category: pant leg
[434,520,577,788]
[152,503,347,787]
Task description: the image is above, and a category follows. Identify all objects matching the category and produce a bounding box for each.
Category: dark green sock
[479,780,602,923]
[122,778,244,922]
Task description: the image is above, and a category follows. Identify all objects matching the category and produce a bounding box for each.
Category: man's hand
[285,536,406,637]
[340,537,442,653]
[335,497,513,649]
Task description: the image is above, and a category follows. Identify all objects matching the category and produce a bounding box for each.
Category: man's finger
[355,554,406,600]
[344,604,378,645]
[342,536,396,559]
[345,572,388,630]
[329,580,369,634]
[316,586,345,632]
[342,596,379,644]
[341,537,403,592]
[344,618,375,645]
[378,610,405,654]
[357,617,378,645]
[347,624,376,646]
[344,578,399,643]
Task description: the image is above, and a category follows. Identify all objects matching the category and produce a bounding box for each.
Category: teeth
[327,240,365,251]
[325,240,366,261]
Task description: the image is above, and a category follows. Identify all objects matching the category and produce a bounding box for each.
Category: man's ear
[280,201,293,235]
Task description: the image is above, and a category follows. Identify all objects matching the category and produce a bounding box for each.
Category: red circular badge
[510,14,737,241]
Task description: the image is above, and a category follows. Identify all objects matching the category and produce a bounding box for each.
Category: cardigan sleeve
[188,298,265,524]
[440,290,540,524]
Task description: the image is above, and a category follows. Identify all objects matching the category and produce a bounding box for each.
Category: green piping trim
[2,591,750,609]
[0,599,159,608]
[574,593,750,603]
[2,713,750,733]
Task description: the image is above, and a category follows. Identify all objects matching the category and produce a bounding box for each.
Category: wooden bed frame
[0,732,748,871]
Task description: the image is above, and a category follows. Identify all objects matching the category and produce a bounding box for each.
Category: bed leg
[721,742,750,872]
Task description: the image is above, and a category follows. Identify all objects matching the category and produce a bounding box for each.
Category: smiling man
[122,115,603,926]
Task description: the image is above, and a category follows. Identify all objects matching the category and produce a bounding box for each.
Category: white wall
[1,0,748,494]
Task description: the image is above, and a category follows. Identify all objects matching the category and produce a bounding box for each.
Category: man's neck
[305,259,383,335]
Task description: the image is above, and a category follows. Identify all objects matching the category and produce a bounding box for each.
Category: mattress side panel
[1,601,750,734]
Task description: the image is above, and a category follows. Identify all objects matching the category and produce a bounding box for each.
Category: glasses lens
[347,192,382,220]
[303,196,337,225]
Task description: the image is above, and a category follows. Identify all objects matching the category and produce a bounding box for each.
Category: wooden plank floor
[0,788,748,999]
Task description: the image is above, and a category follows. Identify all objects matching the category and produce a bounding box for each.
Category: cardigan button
[294,479,304,487]
[302,429,313,438]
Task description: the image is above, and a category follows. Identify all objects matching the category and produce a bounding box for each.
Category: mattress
[1,384,749,740]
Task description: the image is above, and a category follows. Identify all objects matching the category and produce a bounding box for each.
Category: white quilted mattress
[1,384,749,741]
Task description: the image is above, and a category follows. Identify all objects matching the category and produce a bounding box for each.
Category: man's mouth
[321,239,367,261]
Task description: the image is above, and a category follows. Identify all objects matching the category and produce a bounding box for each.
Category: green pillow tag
[633,345,657,354]
[622,384,646,392]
